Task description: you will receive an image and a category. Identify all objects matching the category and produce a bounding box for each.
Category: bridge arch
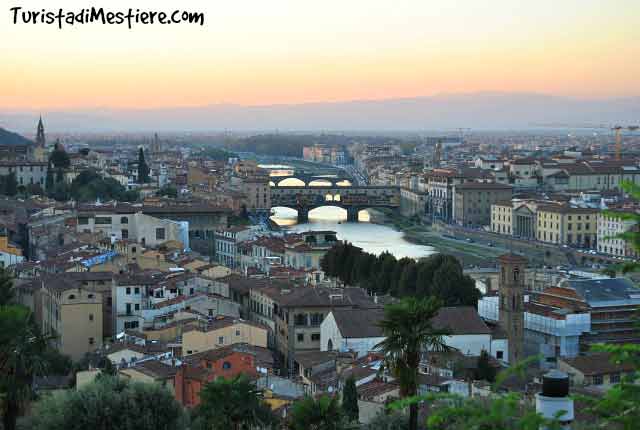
[276,177,306,187]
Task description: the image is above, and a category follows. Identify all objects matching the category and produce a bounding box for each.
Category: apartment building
[0,161,48,189]
[41,277,104,360]
[453,182,513,227]
[214,225,254,268]
[597,206,639,258]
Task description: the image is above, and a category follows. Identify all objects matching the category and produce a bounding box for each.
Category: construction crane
[612,125,640,160]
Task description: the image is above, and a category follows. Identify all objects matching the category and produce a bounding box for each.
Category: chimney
[535,370,574,430]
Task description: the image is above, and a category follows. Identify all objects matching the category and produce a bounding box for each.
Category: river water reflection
[270,206,436,259]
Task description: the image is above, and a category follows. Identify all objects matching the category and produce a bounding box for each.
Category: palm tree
[196,374,275,430]
[288,395,345,430]
[375,297,449,430]
[0,305,49,430]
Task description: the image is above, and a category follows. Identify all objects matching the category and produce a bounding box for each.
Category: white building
[321,309,386,358]
[597,209,638,258]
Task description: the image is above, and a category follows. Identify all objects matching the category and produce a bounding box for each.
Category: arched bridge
[270,185,400,222]
[270,173,353,187]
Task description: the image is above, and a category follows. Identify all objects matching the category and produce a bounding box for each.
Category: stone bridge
[269,173,353,187]
[270,185,400,222]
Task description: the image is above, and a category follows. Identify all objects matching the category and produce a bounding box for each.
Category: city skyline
[2,0,639,110]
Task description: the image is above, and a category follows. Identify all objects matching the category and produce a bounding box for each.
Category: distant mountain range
[1,93,638,133]
[0,127,34,145]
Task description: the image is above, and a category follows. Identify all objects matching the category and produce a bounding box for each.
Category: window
[593,375,603,385]
[222,361,232,369]
[126,287,131,294]
[218,336,224,344]
[297,333,304,342]
[156,228,166,240]
[68,294,76,300]
[120,216,128,224]
[89,337,94,345]
[496,351,504,360]
[134,287,140,294]
[208,309,214,316]
[610,373,620,384]
[88,294,94,299]
[89,313,94,321]
[235,330,240,336]
[78,217,89,225]
[311,333,320,341]
[126,303,132,314]
[121,229,129,239]
[95,217,112,225]
[134,304,140,311]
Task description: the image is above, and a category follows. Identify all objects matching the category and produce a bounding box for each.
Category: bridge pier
[297,208,309,223]
[346,207,359,222]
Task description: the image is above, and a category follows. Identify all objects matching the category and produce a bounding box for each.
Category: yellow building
[41,279,104,360]
[0,230,24,268]
[536,205,598,247]
[182,317,268,356]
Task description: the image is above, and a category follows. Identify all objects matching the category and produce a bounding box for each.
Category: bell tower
[36,116,46,148]
[498,253,526,364]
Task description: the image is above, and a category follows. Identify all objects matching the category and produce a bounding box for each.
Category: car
[466,238,474,243]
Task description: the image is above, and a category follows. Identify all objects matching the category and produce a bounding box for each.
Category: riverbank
[366,208,504,266]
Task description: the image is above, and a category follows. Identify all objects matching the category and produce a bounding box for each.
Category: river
[270,206,436,259]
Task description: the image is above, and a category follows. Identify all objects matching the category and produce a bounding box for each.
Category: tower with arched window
[498,253,526,365]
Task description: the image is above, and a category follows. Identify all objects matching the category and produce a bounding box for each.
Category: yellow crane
[612,125,639,160]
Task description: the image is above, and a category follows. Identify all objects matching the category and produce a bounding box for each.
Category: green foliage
[45,165,54,190]
[390,355,558,430]
[138,147,150,183]
[0,305,50,430]
[602,180,640,275]
[0,172,18,196]
[0,266,15,306]
[49,145,70,169]
[362,411,409,430]
[156,185,178,198]
[342,375,359,422]
[194,374,275,430]
[201,146,236,160]
[321,243,481,305]
[288,395,346,430]
[21,375,185,430]
[69,169,139,202]
[577,343,640,430]
[376,297,449,430]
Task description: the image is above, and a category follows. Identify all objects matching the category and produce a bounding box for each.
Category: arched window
[327,339,333,351]
[120,216,128,224]
[513,267,520,282]
[222,361,232,370]
[68,294,76,300]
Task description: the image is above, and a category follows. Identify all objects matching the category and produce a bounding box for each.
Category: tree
[5,172,18,196]
[363,411,408,430]
[156,185,178,198]
[475,349,496,383]
[49,144,70,169]
[603,180,640,275]
[45,163,54,190]
[0,305,49,430]
[21,375,185,430]
[138,147,150,183]
[195,374,275,430]
[342,375,359,423]
[0,266,14,306]
[288,395,346,430]
[376,297,449,430]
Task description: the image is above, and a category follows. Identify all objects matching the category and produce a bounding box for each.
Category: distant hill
[0,127,33,146]
[1,93,639,132]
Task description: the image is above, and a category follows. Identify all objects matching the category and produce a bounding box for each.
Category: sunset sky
[2,0,639,110]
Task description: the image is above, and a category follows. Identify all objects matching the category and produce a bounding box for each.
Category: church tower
[36,116,46,148]
[498,253,526,364]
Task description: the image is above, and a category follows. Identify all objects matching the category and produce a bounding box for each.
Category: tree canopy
[21,376,185,430]
[137,147,150,183]
[321,243,481,306]
[288,395,346,430]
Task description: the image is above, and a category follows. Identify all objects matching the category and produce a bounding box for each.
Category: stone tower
[498,253,526,364]
[36,116,45,148]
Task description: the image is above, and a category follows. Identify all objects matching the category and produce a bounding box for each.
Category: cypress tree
[342,375,359,422]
